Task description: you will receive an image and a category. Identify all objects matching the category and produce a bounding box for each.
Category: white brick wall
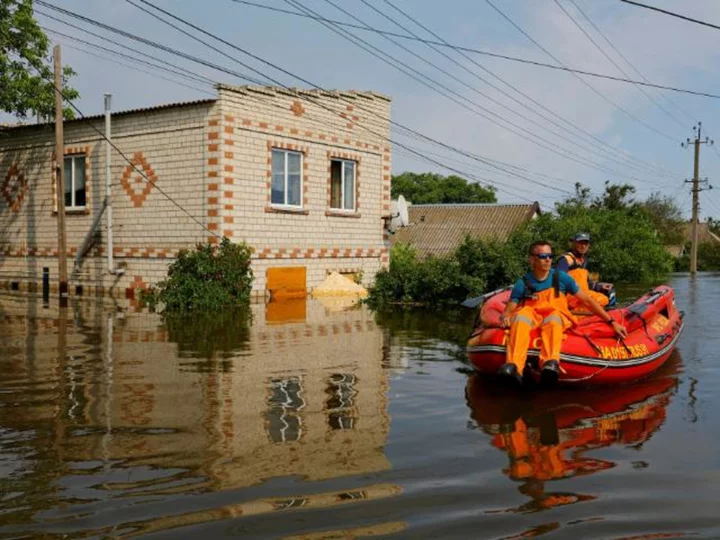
[0,86,392,299]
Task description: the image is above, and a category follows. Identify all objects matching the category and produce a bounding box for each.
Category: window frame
[63,153,87,211]
[329,158,357,212]
[271,148,303,209]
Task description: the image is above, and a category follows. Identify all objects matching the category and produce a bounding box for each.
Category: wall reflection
[466,358,679,513]
[0,294,398,529]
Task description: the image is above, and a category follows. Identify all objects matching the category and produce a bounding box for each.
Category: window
[266,377,305,442]
[326,373,357,431]
[63,155,86,210]
[330,159,356,211]
[271,149,302,207]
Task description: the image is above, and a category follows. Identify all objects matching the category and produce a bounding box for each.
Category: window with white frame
[271,148,302,207]
[330,159,356,211]
[63,154,86,210]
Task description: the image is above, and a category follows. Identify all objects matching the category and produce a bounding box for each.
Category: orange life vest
[517,271,577,326]
[561,252,590,291]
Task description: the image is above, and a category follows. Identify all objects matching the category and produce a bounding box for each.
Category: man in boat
[498,240,627,385]
[556,232,616,309]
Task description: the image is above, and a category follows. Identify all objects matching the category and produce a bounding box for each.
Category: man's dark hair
[528,240,552,256]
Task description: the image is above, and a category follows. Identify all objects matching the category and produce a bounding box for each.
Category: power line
[43,28,215,95]
[485,0,676,143]
[288,0,644,186]
[34,0,267,87]
[568,0,695,125]
[122,0,572,198]
[555,0,686,128]
[37,9,218,87]
[225,0,720,100]
[620,0,720,31]
[37,70,220,239]
[382,0,680,182]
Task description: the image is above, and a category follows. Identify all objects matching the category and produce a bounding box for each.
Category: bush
[367,237,523,308]
[143,237,253,313]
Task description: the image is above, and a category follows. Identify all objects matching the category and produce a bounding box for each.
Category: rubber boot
[540,360,560,387]
[498,363,523,387]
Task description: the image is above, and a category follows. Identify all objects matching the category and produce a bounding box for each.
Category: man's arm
[556,255,570,273]
[500,300,518,328]
[574,289,628,338]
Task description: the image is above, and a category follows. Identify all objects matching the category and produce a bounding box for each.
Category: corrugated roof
[0,99,217,132]
[391,202,540,257]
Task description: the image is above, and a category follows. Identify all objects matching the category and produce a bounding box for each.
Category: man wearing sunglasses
[499,240,627,385]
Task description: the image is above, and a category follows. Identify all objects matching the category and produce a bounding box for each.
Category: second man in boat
[498,240,628,385]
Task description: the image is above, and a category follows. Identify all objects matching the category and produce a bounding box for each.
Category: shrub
[143,237,253,313]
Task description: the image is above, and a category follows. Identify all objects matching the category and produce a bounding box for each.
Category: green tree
[391,172,497,204]
[1,0,78,119]
[639,191,685,245]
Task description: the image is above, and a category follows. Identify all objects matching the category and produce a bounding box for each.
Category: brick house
[0,84,392,299]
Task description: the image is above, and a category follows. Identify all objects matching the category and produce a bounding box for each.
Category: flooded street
[1,274,720,539]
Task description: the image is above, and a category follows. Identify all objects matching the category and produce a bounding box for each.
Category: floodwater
[0,274,719,539]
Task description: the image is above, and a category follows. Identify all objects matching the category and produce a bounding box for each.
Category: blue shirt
[510,269,579,303]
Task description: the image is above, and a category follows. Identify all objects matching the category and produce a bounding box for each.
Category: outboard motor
[593,282,616,307]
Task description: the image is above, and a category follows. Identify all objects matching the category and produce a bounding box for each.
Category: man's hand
[500,313,511,328]
[611,320,628,339]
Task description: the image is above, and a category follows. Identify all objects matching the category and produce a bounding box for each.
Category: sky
[12,0,720,215]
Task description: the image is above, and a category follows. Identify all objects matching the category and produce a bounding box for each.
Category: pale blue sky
[17,1,720,215]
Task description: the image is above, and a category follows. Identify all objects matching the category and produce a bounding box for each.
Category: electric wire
[568,0,696,124]
[123,0,572,197]
[485,0,677,143]
[619,0,720,32]
[225,0,720,100]
[289,0,662,184]
[43,28,216,95]
[555,0,686,128]
[36,0,677,199]
[380,0,678,181]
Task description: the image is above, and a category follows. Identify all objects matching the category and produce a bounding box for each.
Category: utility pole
[54,45,68,305]
[682,122,713,275]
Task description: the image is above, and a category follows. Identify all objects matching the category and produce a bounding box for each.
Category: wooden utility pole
[54,45,69,305]
[683,123,713,275]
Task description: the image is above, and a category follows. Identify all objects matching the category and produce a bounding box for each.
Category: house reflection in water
[465,364,678,513]
[0,294,401,534]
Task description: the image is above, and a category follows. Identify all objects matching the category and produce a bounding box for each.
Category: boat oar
[461,286,510,309]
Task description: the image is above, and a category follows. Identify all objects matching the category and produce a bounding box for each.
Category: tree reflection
[164,308,251,364]
[466,360,679,513]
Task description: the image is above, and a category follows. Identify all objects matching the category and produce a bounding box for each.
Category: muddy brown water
[0,274,718,539]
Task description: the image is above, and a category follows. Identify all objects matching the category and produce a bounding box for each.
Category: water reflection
[0,295,400,537]
[466,357,679,514]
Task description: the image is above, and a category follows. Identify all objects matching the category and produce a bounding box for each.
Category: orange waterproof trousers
[506,306,569,372]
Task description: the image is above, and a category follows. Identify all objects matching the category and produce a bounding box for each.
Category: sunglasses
[533,253,554,260]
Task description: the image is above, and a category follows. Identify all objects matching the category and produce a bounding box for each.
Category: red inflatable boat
[466,285,683,386]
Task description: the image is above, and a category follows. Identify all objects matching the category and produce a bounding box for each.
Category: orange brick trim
[51,146,92,215]
[236,116,382,153]
[326,150,362,213]
[290,100,306,117]
[120,152,157,208]
[267,141,310,209]
[0,244,384,261]
[1,164,28,212]
[207,121,222,240]
[252,246,381,260]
